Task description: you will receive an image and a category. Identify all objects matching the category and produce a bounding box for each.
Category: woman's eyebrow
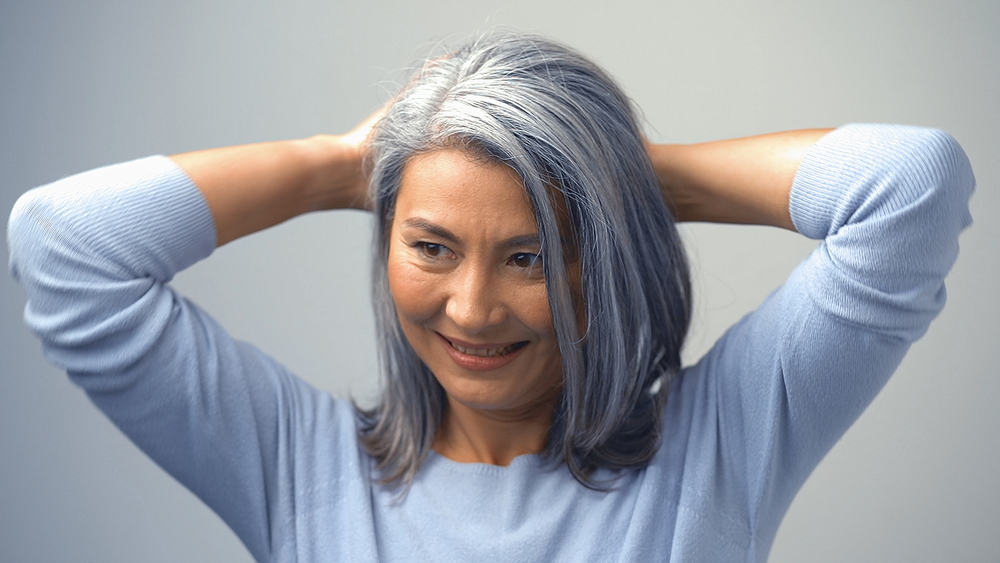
[401,217,459,244]
[500,234,541,250]
[400,217,540,249]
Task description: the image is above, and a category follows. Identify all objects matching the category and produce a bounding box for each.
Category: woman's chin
[435,374,560,421]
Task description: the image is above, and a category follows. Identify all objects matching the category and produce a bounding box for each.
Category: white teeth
[450,341,519,357]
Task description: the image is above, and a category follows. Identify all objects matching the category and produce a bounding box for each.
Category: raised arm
[649,124,975,555]
[646,128,832,229]
[8,110,383,560]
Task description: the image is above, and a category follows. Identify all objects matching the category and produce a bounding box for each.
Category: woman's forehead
[393,149,539,238]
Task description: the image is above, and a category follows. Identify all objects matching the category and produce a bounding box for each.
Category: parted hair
[357,31,691,490]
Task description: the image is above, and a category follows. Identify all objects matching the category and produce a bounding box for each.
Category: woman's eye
[509,252,543,270]
[416,242,452,260]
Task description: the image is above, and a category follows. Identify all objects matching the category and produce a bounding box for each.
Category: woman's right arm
[7,112,379,560]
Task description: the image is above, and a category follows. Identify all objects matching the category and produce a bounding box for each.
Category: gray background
[2,0,997,561]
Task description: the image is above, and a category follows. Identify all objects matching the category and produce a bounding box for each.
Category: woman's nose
[444,265,506,333]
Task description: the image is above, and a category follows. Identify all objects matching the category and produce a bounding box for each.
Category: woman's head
[359,31,691,489]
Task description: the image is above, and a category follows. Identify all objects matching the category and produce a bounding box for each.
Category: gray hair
[357,31,691,490]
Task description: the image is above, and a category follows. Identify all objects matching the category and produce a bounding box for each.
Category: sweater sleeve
[673,124,974,551]
[6,156,331,561]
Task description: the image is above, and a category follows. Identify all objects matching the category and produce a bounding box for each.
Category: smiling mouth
[439,334,529,357]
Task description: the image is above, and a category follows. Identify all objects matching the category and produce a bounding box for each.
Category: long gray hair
[357,31,691,490]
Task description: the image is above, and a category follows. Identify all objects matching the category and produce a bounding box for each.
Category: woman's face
[387,149,563,419]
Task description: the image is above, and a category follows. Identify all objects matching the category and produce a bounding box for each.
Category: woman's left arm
[648,125,975,546]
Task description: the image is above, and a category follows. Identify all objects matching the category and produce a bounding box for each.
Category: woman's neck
[432,397,554,465]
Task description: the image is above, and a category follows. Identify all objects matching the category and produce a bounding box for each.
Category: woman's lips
[437,333,528,371]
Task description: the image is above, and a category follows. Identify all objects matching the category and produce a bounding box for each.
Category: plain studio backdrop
[1,1,997,561]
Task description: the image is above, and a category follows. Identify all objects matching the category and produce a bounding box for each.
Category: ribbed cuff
[121,155,217,275]
[787,125,868,239]
[51,155,217,279]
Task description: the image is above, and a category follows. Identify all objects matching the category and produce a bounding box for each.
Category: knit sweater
[7,124,974,562]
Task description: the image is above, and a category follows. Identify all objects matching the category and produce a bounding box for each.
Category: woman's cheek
[512,283,555,334]
[388,259,441,322]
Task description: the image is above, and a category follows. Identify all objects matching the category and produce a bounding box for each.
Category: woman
[8,32,974,561]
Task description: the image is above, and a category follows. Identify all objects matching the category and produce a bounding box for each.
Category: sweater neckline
[424,449,546,476]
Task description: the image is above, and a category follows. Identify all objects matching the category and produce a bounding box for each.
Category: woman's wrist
[302,102,384,212]
[298,134,370,212]
[647,142,735,225]
[647,143,700,223]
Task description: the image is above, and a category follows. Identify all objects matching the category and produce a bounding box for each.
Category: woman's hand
[645,129,832,230]
[171,105,385,246]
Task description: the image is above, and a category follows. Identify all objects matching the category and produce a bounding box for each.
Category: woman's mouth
[438,334,528,370]
[448,340,525,357]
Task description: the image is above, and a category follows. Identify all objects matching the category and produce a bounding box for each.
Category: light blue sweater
[8,125,974,561]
